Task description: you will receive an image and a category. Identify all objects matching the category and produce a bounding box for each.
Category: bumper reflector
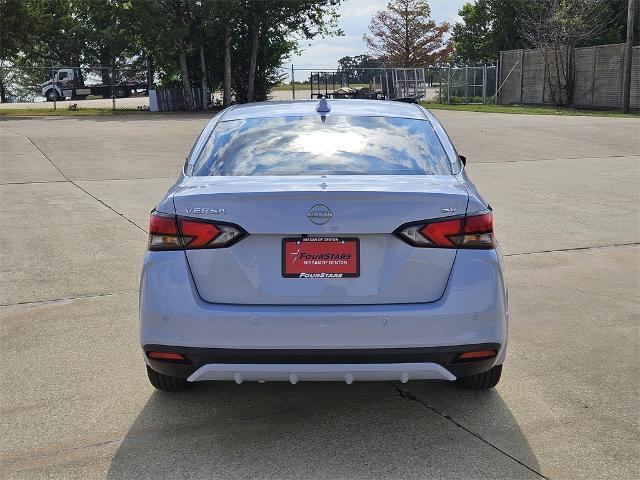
[458,350,497,360]
[147,351,186,361]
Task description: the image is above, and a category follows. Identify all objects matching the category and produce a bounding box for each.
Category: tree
[452,0,637,64]
[240,0,342,102]
[0,0,32,60]
[1,0,342,106]
[223,24,232,106]
[452,0,540,63]
[519,0,622,105]
[125,0,199,109]
[363,0,451,65]
[337,54,382,83]
[452,1,494,63]
[0,0,33,102]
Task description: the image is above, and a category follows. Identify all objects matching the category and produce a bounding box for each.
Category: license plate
[282,237,360,278]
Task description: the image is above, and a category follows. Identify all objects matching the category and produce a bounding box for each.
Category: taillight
[149,212,181,250]
[459,212,495,248]
[148,211,246,251]
[395,211,495,249]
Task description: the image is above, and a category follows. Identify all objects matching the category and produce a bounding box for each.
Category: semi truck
[41,67,149,101]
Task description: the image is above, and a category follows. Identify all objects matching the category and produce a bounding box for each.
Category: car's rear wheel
[146,365,191,391]
[455,364,502,390]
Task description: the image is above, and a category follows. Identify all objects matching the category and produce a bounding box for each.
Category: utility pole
[622,0,636,113]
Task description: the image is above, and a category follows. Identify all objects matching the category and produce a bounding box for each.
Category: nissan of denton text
[140,99,508,392]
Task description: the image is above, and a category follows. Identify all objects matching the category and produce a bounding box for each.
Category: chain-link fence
[2,61,501,110]
[0,62,152,111]
[284,65,497,104]
[433,65,498,104]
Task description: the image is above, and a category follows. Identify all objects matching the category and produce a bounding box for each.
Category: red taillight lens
[421,218,464,247]
[460,212,495,249]
[148,211,246,251]
[395,211,494,249]
[149,212,181,250]
[178,218,222,248]
[395,217,463,247]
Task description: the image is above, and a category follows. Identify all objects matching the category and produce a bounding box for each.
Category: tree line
[0,0,341,105]
[1,0,636,105]
[452,0,638,64]
[452,0,637,106]
[334,0,636,107]
[337,0,636,71]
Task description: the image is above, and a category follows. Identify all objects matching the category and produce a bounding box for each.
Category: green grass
[421,102,640,118]
[271,84,306,91]
[0,107,149,116]
[5,102,636,119]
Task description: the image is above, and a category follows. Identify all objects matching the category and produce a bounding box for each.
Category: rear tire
[146,365,191,391]
[455,364,502,390]
[114,87,128,98]
[45,89,60,102]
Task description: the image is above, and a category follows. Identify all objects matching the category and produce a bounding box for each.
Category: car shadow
[106,380,540,479]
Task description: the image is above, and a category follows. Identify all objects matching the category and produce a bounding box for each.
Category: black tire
[146,365,191,391]
[45,89,59,102]
[114,87,128,98]
[455,364,502,390]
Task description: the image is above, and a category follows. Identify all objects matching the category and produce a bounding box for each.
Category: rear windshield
[192,115,451,176]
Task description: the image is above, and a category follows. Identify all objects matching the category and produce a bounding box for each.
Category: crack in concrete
[1,176,174,186]
[504,242,639,257]
[0,434,140,467]
[0,290,139,308]
[470,153,639,165]
[22,135,147,234]
[0,180,69,186]
[387,382,550,480]
[78,176,175,182]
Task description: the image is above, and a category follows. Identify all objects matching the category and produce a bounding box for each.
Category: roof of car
[220,99,428,121]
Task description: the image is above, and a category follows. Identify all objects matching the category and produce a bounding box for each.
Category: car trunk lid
[173,175,468,305]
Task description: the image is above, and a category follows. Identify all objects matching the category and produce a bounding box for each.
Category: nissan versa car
[140,99,508,392]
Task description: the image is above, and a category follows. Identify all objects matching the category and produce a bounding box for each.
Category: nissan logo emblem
[307,204,333,225]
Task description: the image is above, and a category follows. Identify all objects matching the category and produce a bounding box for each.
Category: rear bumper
[140,248,509,371]
[143,344,500,381]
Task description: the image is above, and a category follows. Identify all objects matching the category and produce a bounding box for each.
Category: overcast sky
[287,0,468,70]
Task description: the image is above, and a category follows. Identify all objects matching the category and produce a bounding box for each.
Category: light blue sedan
[140,99,508,392]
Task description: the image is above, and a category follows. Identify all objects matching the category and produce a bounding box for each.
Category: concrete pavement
[1,110,638,479]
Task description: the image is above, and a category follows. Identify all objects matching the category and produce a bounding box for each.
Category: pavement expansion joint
[1,176,174,186]
[472,153,639,165]
[0,180,69,185]
[20,134,148,234]
[504,242,639,257]
[0,290,139,308]
[387,382,550,480]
